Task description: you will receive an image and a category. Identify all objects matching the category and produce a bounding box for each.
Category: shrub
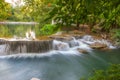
[40,24,59,35]
[113,29,120,40]
[80,64,120,80]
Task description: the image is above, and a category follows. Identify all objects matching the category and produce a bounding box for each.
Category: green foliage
[48,0,120,31]
[6,5,33,21]
[111,29,120,45]
[40,24,58,35]
[0,25,9,37]
[0,24,35,37]
[0,0,12,21]
[80,64,120,80]
[1,0,120,37]
[99,1,120,31]
[48,0,89,28]
[23,0,55,22]
[113,29,120,39]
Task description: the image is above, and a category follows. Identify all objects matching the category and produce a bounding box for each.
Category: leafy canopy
[0,0,12,21]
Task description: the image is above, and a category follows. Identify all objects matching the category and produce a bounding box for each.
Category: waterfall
[0,48,120,80]
[0,35,116,55]
[0,40,53,55]
[68,37,79,47]
[53,40,70,51]
[0,35,119,80]
[94,39,116,49]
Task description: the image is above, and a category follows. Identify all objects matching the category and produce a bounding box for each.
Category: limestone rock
[49,35,73,41]
[90,42,107,49]
[77,48,88,54]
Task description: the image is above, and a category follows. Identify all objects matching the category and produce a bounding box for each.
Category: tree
[22,0,55,22]
[48,0,120,31]
[89,64,120,80]
[47,0,99,30]
[0,0,12,21]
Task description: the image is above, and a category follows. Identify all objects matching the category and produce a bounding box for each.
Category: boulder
[77,48,88,54]
[49,35,73,42]
[90,42,107,49]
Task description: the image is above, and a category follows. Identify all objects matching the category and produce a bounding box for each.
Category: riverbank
[48,29,119,48]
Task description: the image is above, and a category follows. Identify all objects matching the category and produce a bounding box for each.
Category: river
[0,23,120,80]
[0,48,120,80]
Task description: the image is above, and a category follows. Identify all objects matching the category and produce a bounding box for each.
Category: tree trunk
[75,22,79,30]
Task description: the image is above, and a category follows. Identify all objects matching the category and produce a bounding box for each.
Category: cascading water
[0,40,53,55]
[53,40,70,51]
[0,35,119,80]
[0,35,116,55]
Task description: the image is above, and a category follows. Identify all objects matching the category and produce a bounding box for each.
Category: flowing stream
[0,35,120,80]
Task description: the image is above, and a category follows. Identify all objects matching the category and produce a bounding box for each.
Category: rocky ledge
[90,42,108,49]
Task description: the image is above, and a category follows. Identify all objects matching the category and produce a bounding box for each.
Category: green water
[0,49,120,80]
[0,24,38,37]
[0,23,120,80]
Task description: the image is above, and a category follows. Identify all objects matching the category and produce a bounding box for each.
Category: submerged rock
[77,48,88,54]
[31,77,40,80]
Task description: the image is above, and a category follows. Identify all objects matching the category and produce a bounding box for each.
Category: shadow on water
[0,49,120,80]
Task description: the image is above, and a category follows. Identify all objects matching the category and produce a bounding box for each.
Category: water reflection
[0,24,38,37]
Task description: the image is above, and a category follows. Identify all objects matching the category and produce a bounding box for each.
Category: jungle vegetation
[0,0,120,79]
[80,64,120,80]
[0,0,120,42]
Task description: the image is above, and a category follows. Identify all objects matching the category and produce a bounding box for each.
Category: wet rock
[73,35,82,39]
[77,48,88,54]
[101,34,108,39]
[31,77,40,80]
[53,41,69,51]
[57,43,68,50]
[49,35,73,42]
[93,25,102,33]
[90,42,107,49]
[82,35,94,42]
[69,30,83,34]
[0,40,53,54]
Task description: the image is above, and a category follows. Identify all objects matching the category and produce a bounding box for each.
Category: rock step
[0,40,53,54]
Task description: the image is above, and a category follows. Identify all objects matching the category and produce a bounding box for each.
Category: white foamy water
[0,35,116,57]
[53,40,70,51]
[0,34,119,80]
[0,45,7,55]
[94,39,116,49]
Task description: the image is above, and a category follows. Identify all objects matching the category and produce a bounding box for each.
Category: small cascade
[52,37,92,53]
[52,35,116,53]
[94,39,116,49]
[68,37,79,47]
[0,35,116,55]
[53,40,70,51]
[77,40,91,50]
[80,35,95,44]
[82,35,94,42]
[0,40,53,55]
[80,35,116,49]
